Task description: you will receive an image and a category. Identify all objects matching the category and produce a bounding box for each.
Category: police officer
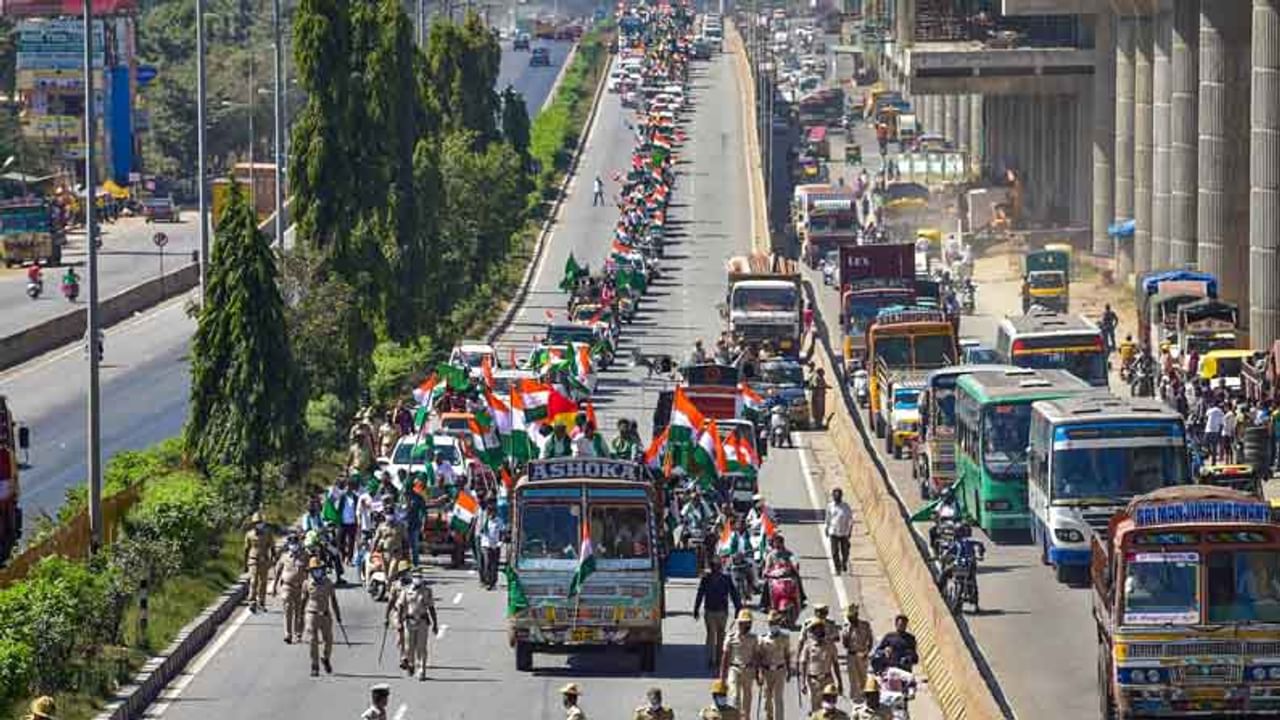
[374,511,409,570]
[798,618,842,712]
[700,679,742,720]
[561,683,587,720]
[633,687,675,720]
[839,604,874,703]
[361,683,391,720]
[243,512,276,612]
[302,556,343,676]
[271,532,308,644]
[397,573,439,680]
[797,604,835,657]
[720,609,760,720]
[383,560,414,670]
[758,610,793,720]
[808,684,850,720]
[850,678,891,720]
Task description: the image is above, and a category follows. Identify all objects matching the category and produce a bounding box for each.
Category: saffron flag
[693,420,728,478]
[643,426,669,470]
[412,373,441,407]
[450,490,480,534]
[567,517,596,597]
[670,386,706,445]
[739,382,766,414]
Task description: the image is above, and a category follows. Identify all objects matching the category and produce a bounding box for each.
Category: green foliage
[529,28,609,176]
[304,393,346,451]
[57,438,185,522]
[185,180,303,504]
[369,340,438,407]
[130,471,225,570]
[0,639,30,705]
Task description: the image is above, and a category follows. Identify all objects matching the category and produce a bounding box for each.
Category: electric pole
[82,0,103,552]
[197,0,210,298]
[273,0,285,247]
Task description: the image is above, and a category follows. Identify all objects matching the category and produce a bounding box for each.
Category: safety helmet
[308,557,326,570]
[864,676,880,693]
[821,683,840,697]
[813,603,829,615]
[560,682,582,696]
[29,696,56,719]
[736,609,754,623]
[845,603,860,617]
[710,679,727,694]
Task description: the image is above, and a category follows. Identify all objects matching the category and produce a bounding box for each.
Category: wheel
[1098,643,1116,719]
[1036,523,1049,566]
[943,577,962,614]
[893,443,902,460]
[639,642,657,672]
[515,641,534,671]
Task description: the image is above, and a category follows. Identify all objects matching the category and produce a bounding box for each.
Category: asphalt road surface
[0,43,571,538]
[806,50,1097,719]
[141,48,902,720]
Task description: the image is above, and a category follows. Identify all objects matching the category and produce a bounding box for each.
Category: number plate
[570,627,599,643]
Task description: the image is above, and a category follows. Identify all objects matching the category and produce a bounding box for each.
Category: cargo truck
[724,254,803,356]
[0,200,65,267]
[0,396,28,563]
[1020,248,1069,313]
[837,243,915,373]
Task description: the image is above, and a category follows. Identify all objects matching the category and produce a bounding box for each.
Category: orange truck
[0,395,28,562]
[866,307,957,441]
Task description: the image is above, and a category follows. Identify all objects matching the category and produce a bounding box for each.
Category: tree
[185,180,302,507]
[500,84,531,163]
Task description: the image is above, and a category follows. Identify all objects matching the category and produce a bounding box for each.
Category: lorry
[1135,270,1217,354]
[867,306,957,441]
[651,363,742,440]
[0,200,64,267]
[0,396,28,563]
[792,185,858,267]
[1020,248,1070,313]
[724,254,803,355]
[1093,486,1280,718]
[837,243,915,373]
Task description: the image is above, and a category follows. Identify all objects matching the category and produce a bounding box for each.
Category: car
[380,433,467,488]
[959,338,1000,364]
[529,47,551,66]
[449,341,500,379]
[142,196,181,223]
[513,32,531,50]
[757,359,811,428]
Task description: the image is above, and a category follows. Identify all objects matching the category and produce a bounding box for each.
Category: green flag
[559,253,586,291]
[435,363,471,391]
[503,566,530,615]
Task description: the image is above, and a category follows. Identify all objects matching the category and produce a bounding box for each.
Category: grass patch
[121,536,242,653]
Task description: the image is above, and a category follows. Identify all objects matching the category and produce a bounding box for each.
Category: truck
[0,200,64,267]
[1020,248,1070,313]
[724,254,803,355]
[838,243,915,373]
[867,306,957,441]
[1093,486,1280,718]
[651,363,741,440]
[792,185,858,267]
[0,396,28,563]
[1135,270,1217,354]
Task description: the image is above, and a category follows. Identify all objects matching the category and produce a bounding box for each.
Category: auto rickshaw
[1199,464,1262,498]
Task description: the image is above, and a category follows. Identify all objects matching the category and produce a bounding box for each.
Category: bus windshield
[1207,550,1280,623]
[588,505,653,570]
[1014,350,1107,386]
[933,390,956,429]
[518,503,581,569]
[982,404,1032,478]
[733,287,798,312]
[893,389,919,409]
[1052,444,1187,501]
[915,334,954,366]
[1123,552,1201,625]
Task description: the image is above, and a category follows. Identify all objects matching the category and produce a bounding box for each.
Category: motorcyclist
[940,524,985,587]
[26,264,42,286]
[61,266,79,294]
[769,405,791,447]
[1119,335,1137,378]
[718,516,756,594]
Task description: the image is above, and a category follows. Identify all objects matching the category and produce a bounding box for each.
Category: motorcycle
[1130,361,1155,398]
[961,283,976,315]
[878,667,918,720]
[728,551,756,604]
[940,538,983,614]
[26,278,42,300]
[852,369,870,408]
[928,489,963,560]
[61,281,79,303]
[769,406,791,448]
[764,562,801,627]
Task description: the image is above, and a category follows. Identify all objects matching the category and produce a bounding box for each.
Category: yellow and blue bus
[994,310,1109,388]
[953,368,1092,537]
[1027,395,1189,583]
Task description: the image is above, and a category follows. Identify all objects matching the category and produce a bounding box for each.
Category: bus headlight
[1054,528,1084,543]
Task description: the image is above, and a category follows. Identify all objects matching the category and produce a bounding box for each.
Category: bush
[129,472,225,570]
[369,339,438,408]
[58,438,185,521]
[0,639,32,704]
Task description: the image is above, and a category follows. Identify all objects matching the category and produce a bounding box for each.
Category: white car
[380,434,467,489]
[449,341,499,379]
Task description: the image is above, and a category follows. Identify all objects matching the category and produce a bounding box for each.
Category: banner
[2,0,136,16]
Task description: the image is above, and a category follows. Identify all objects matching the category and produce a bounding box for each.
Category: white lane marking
[393,703,408,720]
[796,438,851,612]
[436,623,449,640]
[143,607,253,718]
[451,592,463,605]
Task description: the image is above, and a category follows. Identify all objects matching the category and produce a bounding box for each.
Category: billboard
[20,114,82,141]
[16,18,105,70]
[1,0,136,16]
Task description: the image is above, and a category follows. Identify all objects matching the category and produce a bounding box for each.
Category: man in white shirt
[1222,404,1238,463]
[434,452,457,488]
[477,497,506,590]
[825,488,854,574]
[1204,403,1225,464]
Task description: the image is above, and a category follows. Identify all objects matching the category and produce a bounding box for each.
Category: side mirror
[17,425,29,450]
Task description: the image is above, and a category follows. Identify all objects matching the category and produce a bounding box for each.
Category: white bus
[1027,395,1189,584]
[995,310,1109,388]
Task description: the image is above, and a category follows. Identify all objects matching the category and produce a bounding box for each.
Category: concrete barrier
[804,281,1009,720]
[726,22,771,253]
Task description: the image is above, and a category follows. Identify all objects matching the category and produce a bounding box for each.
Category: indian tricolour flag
[643,427,670,471]
[507,387,535,463]
[670,386,706,445]
[567,517,596,597]
[725,430,760,472]
[738,382,766,416]
[413,373,441,406]
[484,389,512,436]
[468,418,504,469]
[450,490,479,534]
[693,420,728,478]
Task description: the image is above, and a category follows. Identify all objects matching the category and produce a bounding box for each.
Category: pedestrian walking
[758,610,793,720]
[478,496,505,590]
[394,574,438,680]
[825,490,853,574]
[695,556,742,668]
[243,512,277,613]
[593,175,606,206]
[809,368,830,429]
[271,534,308,644]
[701,679,742,720]
[839,605,874,704]
[721,609,761,720]
[561,683,587,720]
[361,684,391,720]
[1205,402,1226,464]
[798,619,842,712]
[798,604,835,658]
[1100,304,1119,353]
[633,687,675,720]
[302,556,343,676]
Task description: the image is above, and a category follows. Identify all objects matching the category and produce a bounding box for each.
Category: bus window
[1053,444,1187,500]
[1016,351,1106,386]
[589,506,652,565]
[982,404,1032,478]
[1123,553,1201,625]
[519,504,580,564]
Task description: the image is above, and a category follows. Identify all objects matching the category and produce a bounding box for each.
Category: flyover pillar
[1135,15,1155,276]
[1093,9,1116,257]
[969,94,984,176]
[945,95,960,146]
[1170,0,1199,267]
[1152,3,1173,270]
[958,94,971,154]
[1115,15,1137,280]
[1250,0,1280,346]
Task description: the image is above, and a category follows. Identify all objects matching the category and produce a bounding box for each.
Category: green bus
[953,368,1093,537]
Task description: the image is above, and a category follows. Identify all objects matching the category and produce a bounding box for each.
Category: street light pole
[272,0,284,248]
[197,0,210,298]
[82,0,102,553]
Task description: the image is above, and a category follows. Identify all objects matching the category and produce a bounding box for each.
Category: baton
[378,622,389,666]
[337,618,353,648]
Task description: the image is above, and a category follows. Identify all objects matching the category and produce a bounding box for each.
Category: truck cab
[1021,249,1070,313]
[0,396,28,562]
[725,254,802,355]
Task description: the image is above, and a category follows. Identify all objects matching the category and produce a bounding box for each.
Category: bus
[953,368,1092,537]
[508,458,662,672]
[1028,395,1189,583]
[914,364,1013,499]
[995,310,1109,388]
[1094,487,1280,718]
[867,306,957,439]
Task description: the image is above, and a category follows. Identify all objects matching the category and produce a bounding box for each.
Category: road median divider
[804,281,1007,720]
[726,21,770,253]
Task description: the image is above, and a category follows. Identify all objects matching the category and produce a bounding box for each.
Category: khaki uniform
[385,581,407,664]
[243,527,276,609]
[808,709,851,720]
[722,631,760,720]
[700,706,743,720]
[849,705,891,720]
[396,583,436,679]
[633,707,675,720]
[840,619,874,703]
[758,631,792,720]
[374,522,408,568]
[271,552,307,642]
[799,642,841,712]
[302,576,341,672]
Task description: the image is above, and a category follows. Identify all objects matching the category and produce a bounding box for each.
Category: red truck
[838,243,916,372]
[0,396,28,563]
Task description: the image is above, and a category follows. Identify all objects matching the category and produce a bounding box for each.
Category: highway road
[803,50,1098,719]
[0,44,571,536]
[141,47,941,720]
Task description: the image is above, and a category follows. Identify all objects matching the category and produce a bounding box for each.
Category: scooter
[764,563,801,628]
[26,278,42,300]
[728,551,756,604]
[769,406,791,449]
[878,667,918,720]
[61,281,79,303]
[852,369,870,408]
[360,530,388,601]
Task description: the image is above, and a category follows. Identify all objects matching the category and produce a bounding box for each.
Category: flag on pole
[643,427,670,470]
[503,566,530,615]
[507,388,535,463]
[468,418,504,469]
[413,373,441,407]
[670,386,706,445]
[715,520,733,555]
[450,490,480,533]
[738,382,766,415]
[693,420,728,478]
[436,363,471,391]
[568,517,596,597]
[481,355,496,389]
[559,253,587,291]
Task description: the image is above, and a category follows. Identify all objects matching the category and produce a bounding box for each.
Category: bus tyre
[639,642,657,672]
[515,641,534,672]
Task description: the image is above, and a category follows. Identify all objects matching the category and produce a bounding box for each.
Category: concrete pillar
[970,94,984,176]
[1135,16,1155,276]
[918,96,929,131]
[1251,0,1280,346]
[945,95,960,146]
[1115,15,1137,279]
[958,94,971,153]
[1093,10,1117,256]
[1197,0,1252,317]
[931,96,945,136]
[1170,0,1199,267]
[1152,3,1173,270]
